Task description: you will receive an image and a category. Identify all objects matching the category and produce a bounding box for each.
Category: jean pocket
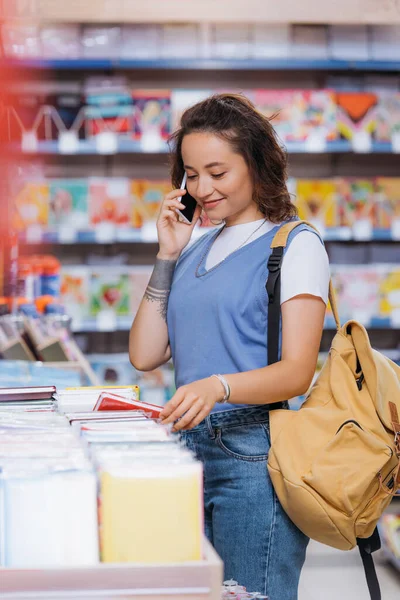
[215,422,270,462]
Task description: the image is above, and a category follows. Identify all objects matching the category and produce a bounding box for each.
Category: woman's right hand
[156,189,202,260]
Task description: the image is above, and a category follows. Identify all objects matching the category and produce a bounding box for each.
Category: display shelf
[0,537,223,600]
[324,316,397,330]
[10,138,397,156]
[18,227,400,245]
[4,58,400,72]
[71,316,398,334]
[8,138,400,156]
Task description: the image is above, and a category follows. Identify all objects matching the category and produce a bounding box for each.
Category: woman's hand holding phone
[156,181,201,261]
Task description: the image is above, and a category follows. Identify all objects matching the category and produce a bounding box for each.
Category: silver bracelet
[211,374,230,404]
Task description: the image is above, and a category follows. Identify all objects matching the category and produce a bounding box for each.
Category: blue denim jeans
[179,405,309,600]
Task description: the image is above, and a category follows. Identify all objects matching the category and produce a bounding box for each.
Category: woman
[129,93,329,599]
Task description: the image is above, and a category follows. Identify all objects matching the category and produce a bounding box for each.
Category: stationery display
[12,175,400,238]
[0,384,204,569]
[5,83,400,154]
[3,23,400,64]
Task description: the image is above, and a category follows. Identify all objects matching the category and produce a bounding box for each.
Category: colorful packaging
[379,268,400,319]
[295,180,338,228]
[131,90,171,141]
[336,92,378,141]
[60,267,90,324]
[335,178,376,228]
[49,179,89,229]
[84,76,133,138]
[90,270,130,317]
[375,178,400,229]
[253,90,294,142]
[254,89,337,143]
[13,182,49,230]
[133,180,170,226]
[376,93,400,142]
[291,90,337,142]
[170,89,212,132]
[332,266,381,322]
[89,178,132,228]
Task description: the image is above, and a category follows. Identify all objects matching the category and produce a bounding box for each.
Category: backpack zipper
[336,420,362,434]
[356,373,364,391]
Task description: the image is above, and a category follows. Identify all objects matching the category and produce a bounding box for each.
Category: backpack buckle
[267,247,284,272]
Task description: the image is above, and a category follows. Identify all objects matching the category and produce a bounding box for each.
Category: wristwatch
[211,374,230,404]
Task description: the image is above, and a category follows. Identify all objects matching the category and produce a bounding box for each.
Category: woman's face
[181,132,264,226]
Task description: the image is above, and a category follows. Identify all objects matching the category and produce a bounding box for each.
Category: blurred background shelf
[5,58,400,72]
[70,316,399,334]
[11,140,399,156]
[17,228,400,245]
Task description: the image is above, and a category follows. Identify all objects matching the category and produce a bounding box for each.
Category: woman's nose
[196,179,214,201]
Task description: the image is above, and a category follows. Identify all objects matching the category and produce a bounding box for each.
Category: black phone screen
[180,188,197,223]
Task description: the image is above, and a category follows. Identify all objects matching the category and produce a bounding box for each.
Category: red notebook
[93,392,163,419]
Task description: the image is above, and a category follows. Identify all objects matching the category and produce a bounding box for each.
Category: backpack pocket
[303,421,394,516]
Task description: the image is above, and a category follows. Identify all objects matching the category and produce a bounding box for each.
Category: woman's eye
[186,175,197,180]
[212,172,226,179]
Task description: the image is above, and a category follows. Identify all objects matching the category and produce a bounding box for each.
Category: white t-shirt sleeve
[280,231,330,305]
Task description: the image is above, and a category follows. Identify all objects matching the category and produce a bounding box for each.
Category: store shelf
[0,537,223,600]
[9,138,398,156]
[18,227,400,245]
[324,316,398,330]
[4,58,400,72]
[71,316,399,334]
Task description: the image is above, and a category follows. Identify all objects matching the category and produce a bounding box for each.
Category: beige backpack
[265,220,400,600]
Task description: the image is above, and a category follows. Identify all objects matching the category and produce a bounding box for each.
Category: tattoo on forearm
[144,258,177,322]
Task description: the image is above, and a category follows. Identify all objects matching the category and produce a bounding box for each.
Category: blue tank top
[167,221,320,412]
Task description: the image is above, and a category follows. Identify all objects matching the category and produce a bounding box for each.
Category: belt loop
[206,415,216,439]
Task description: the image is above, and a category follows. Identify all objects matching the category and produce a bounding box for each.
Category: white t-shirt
[204,219,330,305]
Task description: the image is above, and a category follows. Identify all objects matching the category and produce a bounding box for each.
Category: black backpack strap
[266,246,284,366]
[265,246,288,411]
[357,529,382,600]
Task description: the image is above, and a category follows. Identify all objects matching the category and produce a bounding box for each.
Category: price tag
[70,317,83,333]
[58,225,77,244]
[58,131,79,155]
[22,131,38,153]
[96,310,117,332]
[390,218,400,240]
[95,132,118,155]
[94,223,116,244]
[391,132,400,154]
[352,310,371,327]
[304,132,327,153]
[390,310,400,329]
[140,221,158,243]
[26,224,43,244]
[140,128,164,153]
[337,227,352,241]
[351,132,372,154]
[107,179,130,198]
[352,219,373,241]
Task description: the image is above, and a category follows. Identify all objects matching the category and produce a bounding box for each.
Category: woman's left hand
[160,377,224,432]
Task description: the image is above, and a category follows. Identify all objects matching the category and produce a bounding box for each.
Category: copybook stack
[0,385,204,568]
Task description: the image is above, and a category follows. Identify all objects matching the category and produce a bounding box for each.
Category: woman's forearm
[224,360,313,406]
[129,254,178,371]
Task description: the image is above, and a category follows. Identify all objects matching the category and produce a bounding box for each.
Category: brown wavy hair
[168,93,297,223]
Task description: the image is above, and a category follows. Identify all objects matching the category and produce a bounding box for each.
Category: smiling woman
[169,93,297,225]
[129,93,329,597]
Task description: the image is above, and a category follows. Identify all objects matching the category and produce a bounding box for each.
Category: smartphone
[176,172,197,225]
